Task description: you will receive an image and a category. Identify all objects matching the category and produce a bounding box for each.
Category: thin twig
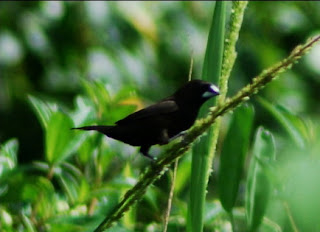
[283,201,299,232]
[188,57,194,82]
[163,159,179,232]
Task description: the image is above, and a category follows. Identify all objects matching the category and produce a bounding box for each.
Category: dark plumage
[72,80,219,159]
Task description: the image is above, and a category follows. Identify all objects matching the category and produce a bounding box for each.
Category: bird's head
[174,80,220,107]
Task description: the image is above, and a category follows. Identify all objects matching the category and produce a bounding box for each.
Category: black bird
[72,80,219,159]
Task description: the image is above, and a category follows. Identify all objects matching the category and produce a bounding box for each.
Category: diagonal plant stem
[94,35,320,232]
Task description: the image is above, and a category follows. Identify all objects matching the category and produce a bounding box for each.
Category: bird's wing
[115,100,178,125]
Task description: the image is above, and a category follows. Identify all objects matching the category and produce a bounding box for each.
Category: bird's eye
[209,85,220,94]
[202,84,220,98]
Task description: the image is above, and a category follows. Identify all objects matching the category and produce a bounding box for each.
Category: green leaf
[29,96,91,166]
[0,172,54,204]
[45,111,74,164]
[188,2,227,232]
[58,169,80,204]
[21,213,36,232]
[47,214,99,232]
[0,208,13,229]
[28,95,58,129]
[246,127,275,232]
[219,103,254,212]
[0,138,18,177]
[174,152,192,195]
[77,136,96,165]
[282,158,320,231]
[82,80,139,125]
[258,97,306,148]
[57,162,85,204]
[70,96,96,126]
[82,80,111,119]
[78,178,91,203]
[64,131,89,165]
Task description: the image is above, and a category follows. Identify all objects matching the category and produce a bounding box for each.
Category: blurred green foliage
[0,2,320,232]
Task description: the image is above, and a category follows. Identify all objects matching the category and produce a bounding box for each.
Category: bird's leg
[139,146,156,161]
[158,129,170,145]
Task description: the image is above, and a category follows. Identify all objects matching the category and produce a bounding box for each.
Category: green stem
[188,2,248,231]
[188,2,226,232]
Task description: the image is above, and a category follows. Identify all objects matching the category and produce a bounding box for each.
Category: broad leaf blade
[188,2,227,232]
[219,103,254,212]
[246,127,275,232]
[28,95,57,129]
[0,138,18,177]
[258,98,305,148]
[45,112,74,164]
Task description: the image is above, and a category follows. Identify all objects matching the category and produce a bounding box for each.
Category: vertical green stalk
[187,2,248,231]
[218,1,249,229]
[187,2,226,232]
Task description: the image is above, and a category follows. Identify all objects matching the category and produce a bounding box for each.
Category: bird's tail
[72,125,113,135]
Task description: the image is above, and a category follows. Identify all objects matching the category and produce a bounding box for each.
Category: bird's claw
[169,131,187,143]
[181,134,190,146]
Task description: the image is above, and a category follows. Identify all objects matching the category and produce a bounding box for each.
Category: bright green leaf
[70,96,96,126]
[0,173,54,204]
[188,2,226,232]
[45,111,74,164]
[57,163,84,204]
[21,213,36,232]
[258,97,306,148]
[246,127,275,232]
[219,103,255,212]
[28,95,57,129]
[58,170,80,204]
[0,138,18,177]
[174,152,192,195]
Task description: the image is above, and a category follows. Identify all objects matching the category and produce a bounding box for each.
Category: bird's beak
[202,84,220,98]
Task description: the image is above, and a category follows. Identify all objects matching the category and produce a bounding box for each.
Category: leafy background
[0,2,319,232]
